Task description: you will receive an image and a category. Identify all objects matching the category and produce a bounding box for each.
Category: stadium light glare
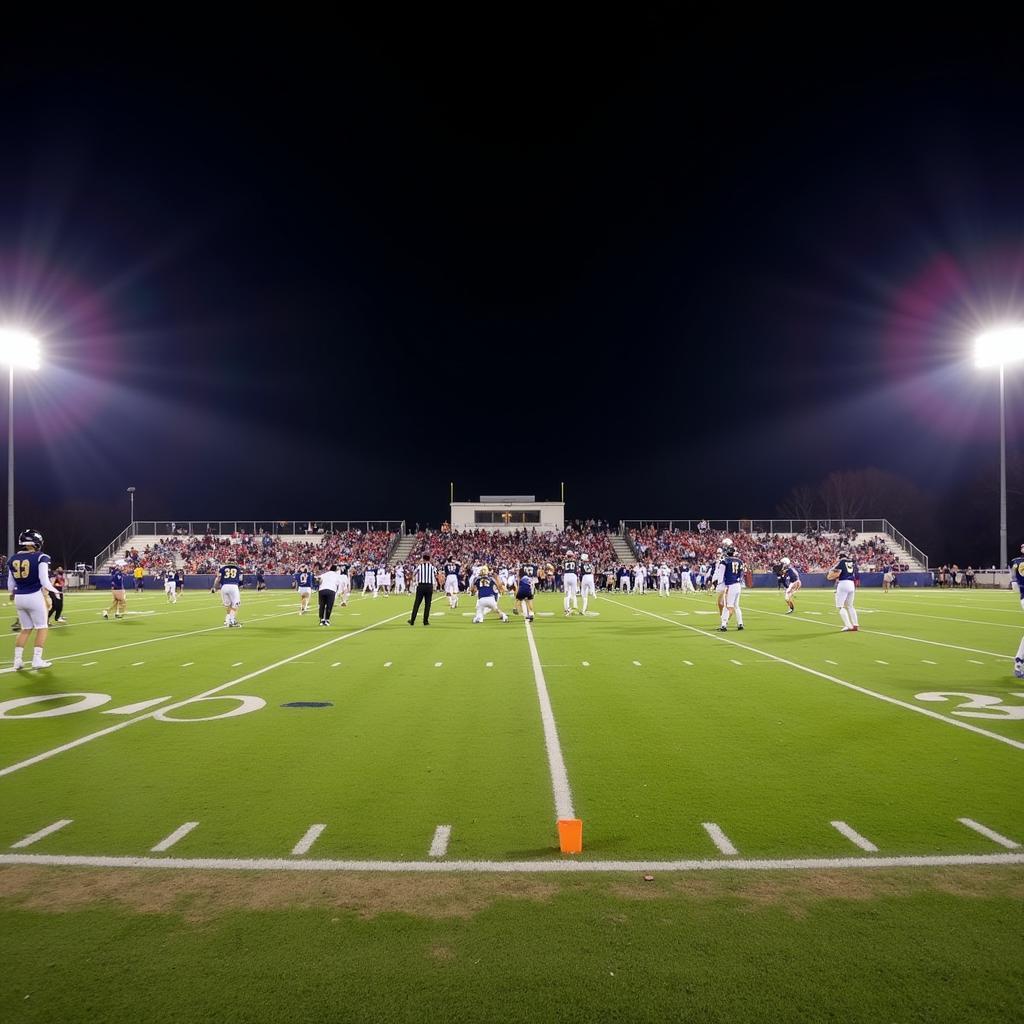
[0,326,42,557]
[974,325,1024,368]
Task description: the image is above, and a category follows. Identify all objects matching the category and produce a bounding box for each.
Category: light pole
[0,328,41,556]
[974,325,1024,570]
[127,486,136,525]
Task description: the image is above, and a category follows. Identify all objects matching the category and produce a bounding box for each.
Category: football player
[826,551,859,632]
[472,566,509,623]
[214,559,243,627]
[712,546,727,613]
[718,541,745,631]
[443,556,461,608]
[337,562,351,606]
[515,564,536,620]
[103,559,128,619]
[657,563,671,596]
[394,562,406,594]
[781,557,801,614]
[633,562,646,595]
[378,565,391,596]
[7,528,60,668]
[1009,543,1024,677]
[580,555,596,614]
[362,564,377,597]
[164,566,177,604]
[562,551,580,616]
[294,564,314,615]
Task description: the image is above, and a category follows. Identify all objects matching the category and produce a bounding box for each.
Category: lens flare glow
[974,325,1024,368]
[0,328,41,370]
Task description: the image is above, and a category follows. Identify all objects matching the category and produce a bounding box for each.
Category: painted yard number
[0,692,265,722]
[915,691,1024,720]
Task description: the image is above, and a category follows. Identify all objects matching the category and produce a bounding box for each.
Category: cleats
[31,659,52,669]
[786,608,794,614]
[102,610,109,619]
[501,614,509,622]
[852,625,859,631]
[841,626,853,632]
[718,625,728,631]
[13,662,23,671]
[737,624,744,630]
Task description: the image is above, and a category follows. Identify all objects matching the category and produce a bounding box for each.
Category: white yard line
[131,661,145,667]
[6,851,1020,873]
[730,659,742,666]
[743,605,1013,660]
[922,660,937,665]
[291,824,327,856]
[10,819,73,849]
[0,610,297,675]
[181,662,194,667]
[968,659,984,666]
[151,821,199,852]
[875,660,889,666]
[825,659,838,665]
[702,823,739,856]
[632,660,642,666]
[0,610,410,779]
[524,619,576,820]
[82,661,98,667]
[683,660,694,666]
[600,598,1024,751]
[428,825,452,858]
[232,662,243,667]
[581,661,590,667]
[957,818,1020,849]
[831,820,879,852]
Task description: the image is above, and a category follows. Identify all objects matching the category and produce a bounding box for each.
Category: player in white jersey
[363,566,377,597]
[619,566,631,592]
[164,568,177,603]
[378,566,391,595]
[394,563,406,594]
[679,564,695,593]
[827,552,860,631]
[633,563,646,595]
[657,563,671,596]
[712,548,727,612]
[337,564,351,605]
[561,552,580,615]
[442,558,461,608]
[579,555,596,614]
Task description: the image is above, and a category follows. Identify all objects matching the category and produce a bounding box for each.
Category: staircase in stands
[611,532,635,565]
[389,533,419,564]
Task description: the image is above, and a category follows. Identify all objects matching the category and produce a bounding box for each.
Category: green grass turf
[1,585,1022,1021]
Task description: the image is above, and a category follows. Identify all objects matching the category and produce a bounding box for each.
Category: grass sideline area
[1,586,1022,1020]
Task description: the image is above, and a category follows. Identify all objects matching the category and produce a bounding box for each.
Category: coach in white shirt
[317,564,342,626]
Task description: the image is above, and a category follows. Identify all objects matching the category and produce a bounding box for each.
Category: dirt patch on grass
[0,866,559,922]
[1,865,1020,922]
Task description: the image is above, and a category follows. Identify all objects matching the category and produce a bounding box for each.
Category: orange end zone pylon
[557,818,583,854]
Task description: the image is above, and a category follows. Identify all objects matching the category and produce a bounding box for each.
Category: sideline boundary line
[600,598,1024,751]
[0,610,409,779]
[524,619,576,820]
[0,851,1020,873]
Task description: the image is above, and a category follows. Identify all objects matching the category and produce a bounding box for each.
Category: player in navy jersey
[7,529,60,669]
[103,560,128,619]
[827,552,859,631]
[163,567,178,604]
[780,557,801,613]
[255,567,266,592]
[579,556,597,614]
[513,564,536,620]
[337,563,351,605]
[293,565,314,615]
[1009,543,1024,677]
[442,559,461,608]
[718,544,745,630]
[471,566,509,623]
[175,568,185,593]
[214,561,243,627]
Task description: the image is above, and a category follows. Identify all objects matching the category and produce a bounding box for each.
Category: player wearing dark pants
[316,565,342,626]
[409,553,439,626]
[318,588,335,624]
[47,566,66,624]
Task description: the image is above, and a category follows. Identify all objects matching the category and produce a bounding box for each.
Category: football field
[1,584,1022,1022]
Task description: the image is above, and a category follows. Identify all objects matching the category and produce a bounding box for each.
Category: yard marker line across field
[291,824,327,856]
[132,661,145,667]
[600,597,1024,751]
[730,659,742,666]
[831,821,878,852]
[0,610,297,675]
[10,819,72,849]
[747,605,1013,660]
[875,660,889,666]
[524,619,576,820]
[957,818,1020,849]
[151,822,199,852]
[922,660,937,665]
[429,825,452,858]
[968,659,984,665]
[825,659,838,665]
[0,610,410,779]
[181,662,193,667]
[232,661,243,667]
[82,661,98,667]
[3,851,1023,873]
[702,823,739,856]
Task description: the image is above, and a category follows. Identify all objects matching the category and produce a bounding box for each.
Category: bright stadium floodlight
[0,327,42,556]
[974,323,1024,571]
[974,325,1024,368]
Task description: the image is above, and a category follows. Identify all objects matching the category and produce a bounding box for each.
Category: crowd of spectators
[627,527,906,573]
[412,524,617,570]
[117,529,396,574]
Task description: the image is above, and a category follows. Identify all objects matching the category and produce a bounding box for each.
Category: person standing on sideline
[409,551,440,626]
[104,560,128,619]
[317,564,342,626]
[7,529,60,669]
[134,564,145,592]
[47,565,67,624]
[394,562,406,594]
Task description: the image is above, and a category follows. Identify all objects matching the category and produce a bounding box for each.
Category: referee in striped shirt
[409,551,440,626]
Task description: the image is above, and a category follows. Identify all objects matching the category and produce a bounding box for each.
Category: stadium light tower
[127,486,136,524]
[974,324,1024,570]
[0,328,41,558]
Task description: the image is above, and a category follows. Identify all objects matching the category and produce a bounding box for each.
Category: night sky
[2,22,1024,565]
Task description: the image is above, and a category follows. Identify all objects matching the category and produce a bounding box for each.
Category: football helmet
[18,529,43,549]
[781,557,790,567]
